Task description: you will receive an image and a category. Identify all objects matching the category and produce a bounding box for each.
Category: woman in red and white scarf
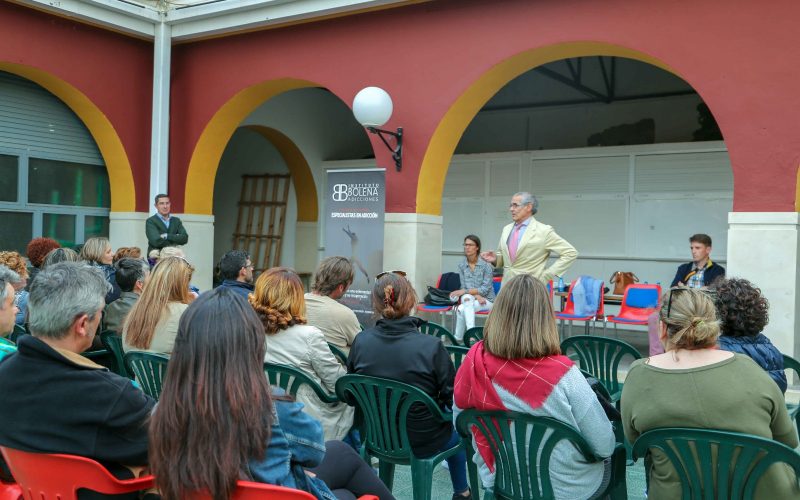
[453,274,615,500]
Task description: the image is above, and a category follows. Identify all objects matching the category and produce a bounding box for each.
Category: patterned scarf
[454,341,573,471]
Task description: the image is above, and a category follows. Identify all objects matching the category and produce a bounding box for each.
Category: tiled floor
[390,460,647,499]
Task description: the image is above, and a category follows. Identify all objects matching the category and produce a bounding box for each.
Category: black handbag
[424,286,456,306]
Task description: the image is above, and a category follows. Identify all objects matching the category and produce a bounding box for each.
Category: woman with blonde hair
[347,271,472,500]
[123,256,194,354]
[621,287,798,499]
[249,267,353,441]
[80,236,120,303]
[454,274,614,500]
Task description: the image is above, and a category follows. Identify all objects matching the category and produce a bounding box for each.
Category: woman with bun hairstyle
[346,271,471,500]
[249,267,353,441]
[621,287,798,499]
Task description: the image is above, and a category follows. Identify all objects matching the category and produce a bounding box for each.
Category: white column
[149,20,171,203]
[109,212,150,253]
[383,213,443,299]
[175,213,215,291]
[295,222,318,274]
[727,212,800,358]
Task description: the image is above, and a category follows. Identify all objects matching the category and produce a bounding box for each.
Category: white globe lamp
[352,86,403,171]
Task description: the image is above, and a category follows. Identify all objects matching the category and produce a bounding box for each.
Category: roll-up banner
[324,168,385,326]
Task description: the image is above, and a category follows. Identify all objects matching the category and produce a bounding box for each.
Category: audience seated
[123,256,194,355]
[454,274,615,499]
[0,252,28,325]
[41,247,79,268]
[0,266,20,362]
[24,237,60,291]
[0,262,155,498]
[112,246,142,263]
[80,237,121,304]
[621,287,798,499]
[711,277,787,392]
[249,267,354,441]
[450,235,494,342]
[346,272,471,500]
[216,250,254,298]
[103,258,149,334]
[305,256,361,355]
[149,288,394,500]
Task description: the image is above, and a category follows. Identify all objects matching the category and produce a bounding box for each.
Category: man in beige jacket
[481,192,578,285]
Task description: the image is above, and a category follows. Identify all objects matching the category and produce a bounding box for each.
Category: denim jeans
[440,428,468,494]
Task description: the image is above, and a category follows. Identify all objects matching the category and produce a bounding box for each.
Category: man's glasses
[376,270,407,280]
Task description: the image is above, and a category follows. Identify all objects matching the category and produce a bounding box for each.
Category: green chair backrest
[631,427,800,500]
[9,324,27,343]
[418,321,458,344]
[445,345,470,370]
[327,342,348,366]
[783,353,800,387]
[100,330,131,379]
[560,335,641,398]
[335,374,449,461]
[463,327,483,347]
[263,363,338,404]
[124,352,170,400]
[455,409,605,499]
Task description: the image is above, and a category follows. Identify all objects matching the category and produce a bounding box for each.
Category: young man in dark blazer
[145,194,189,256]
[671,233,725,288]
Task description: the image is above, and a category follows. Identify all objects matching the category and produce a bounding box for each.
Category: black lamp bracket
[367,126,403,172]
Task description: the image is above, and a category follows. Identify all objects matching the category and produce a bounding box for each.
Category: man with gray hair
[0,265,21,361]
[305,256,361,355]
[0,262,154,484]
[481,191,578,285]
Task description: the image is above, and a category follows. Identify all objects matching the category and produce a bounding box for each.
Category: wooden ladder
[232,173,291,273]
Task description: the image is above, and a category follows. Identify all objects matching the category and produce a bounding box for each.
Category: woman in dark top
[711,277,787,392]
[347,271,471,500]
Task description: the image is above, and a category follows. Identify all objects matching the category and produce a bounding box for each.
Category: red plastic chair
[555,280,605,337]
[605,283,662,336]
[193,480,379,499]
[0,481,21,500]
[417,273,456,329]
[0,447,154,500]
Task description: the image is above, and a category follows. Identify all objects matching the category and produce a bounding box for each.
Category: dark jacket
[92,262,121,305]
[346,316,455,457]
[670,261,725,287]
[0,335,155,493]
[103,291,139,333]
[218,279,254,299]
[145,214,189,255]
[718,334,787,393]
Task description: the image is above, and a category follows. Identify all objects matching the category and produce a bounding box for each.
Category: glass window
[0,155,18,202]
[42,213,76,248]
[84,215,109,240]
[0,212,32,253]
[28,158,110,208]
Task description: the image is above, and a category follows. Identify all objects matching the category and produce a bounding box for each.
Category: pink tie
[508,224,522,262]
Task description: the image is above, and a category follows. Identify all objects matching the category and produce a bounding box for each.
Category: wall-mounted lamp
[353,86,403,172]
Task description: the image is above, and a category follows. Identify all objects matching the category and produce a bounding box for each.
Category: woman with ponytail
[249,267,354,441]
[346,272,472,500]
[621,286,798,499]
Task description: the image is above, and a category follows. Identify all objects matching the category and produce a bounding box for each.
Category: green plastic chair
[99,330,131,379]
[463,326,483,347]
[9,324,27,343]
[560,335,641,402]
[124,352,170,400]
[418,321,458,345]
[335,374,479,500]
[327,342,348,366]
[445,345,470,371]
[263,363,338,404]
[632,427,800,499]
[783,353,800,433]
[455,409,627,500]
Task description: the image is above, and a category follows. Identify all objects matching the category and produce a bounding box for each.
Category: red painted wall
[169,0,800,214]
[0,2,153,211]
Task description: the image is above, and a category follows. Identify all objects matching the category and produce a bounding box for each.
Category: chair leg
[464,438,481,500]
[378,460,396,492]
[409,459,435,500]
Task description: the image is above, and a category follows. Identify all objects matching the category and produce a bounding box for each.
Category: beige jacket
[123,302,188,355]
[304,293,361,355]
[264,324,354,440]
[495,216,578,285]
